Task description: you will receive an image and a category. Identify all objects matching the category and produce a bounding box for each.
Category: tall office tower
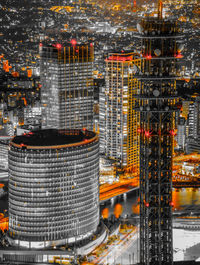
[100,52,141,172]
[186,96,200,153]
[134,5,183,264]
[8,129,99,248]
[177,117,186,150]
[99,86,105,154]
[40,42,94,131]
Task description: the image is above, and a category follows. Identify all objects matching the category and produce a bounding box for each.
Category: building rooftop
[11,129,97,149]
[40,42,94,62]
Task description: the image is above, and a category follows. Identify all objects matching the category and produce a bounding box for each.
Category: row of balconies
[9,178,98,197]
[9,148,98,162]
[10,203,97,219]
[9,171,98,184]
[9,191,97,208]
[9,164,98,180]
[9,154,98,169]
[9,170,98,184]
[10,209,98,229]
[10,197,96,213]
[9,177,98,192]
[9,196,98,216]
[10,215,98,234]
[14,145,98,156]
[10,220,98,241]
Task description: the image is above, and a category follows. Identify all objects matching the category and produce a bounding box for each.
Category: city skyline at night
[0,0,199,265]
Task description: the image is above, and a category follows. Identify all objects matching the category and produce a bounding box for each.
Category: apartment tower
[40,42,94,131]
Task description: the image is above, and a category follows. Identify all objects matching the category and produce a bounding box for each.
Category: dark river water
[1,180,200,217]
[100,187,200,217]
[1,182,200,264]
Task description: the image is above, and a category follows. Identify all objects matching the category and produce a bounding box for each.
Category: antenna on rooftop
[158,0,163,19]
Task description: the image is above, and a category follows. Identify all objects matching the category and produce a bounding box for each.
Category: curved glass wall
[8,129,99,248]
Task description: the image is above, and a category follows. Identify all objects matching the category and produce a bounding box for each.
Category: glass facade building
[40,43,94,131]
[8,129,99,249]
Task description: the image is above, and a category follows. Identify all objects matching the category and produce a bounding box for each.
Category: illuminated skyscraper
[177,117,186,150]
[186,96,200,153]
[40,42,94,131]
[134,4,183,263]
[100,52,141,172]
[8,129,99,249]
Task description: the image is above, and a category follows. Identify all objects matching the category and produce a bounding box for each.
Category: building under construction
[134,4,184,265]
[100,52,141,172]
[40,42,94,131]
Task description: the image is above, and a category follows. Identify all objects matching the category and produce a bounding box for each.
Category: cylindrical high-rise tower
[135,16,183,265]
[8,129,99,249]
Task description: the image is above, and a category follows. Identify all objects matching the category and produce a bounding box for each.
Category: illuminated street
[87,226,139,264]
[84,218,200,264]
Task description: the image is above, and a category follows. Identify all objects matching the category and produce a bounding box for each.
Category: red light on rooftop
[70,39,77,46]
[56,43,62,49]
[145,130,151,137]
[107,55,132,62]
[145,54,152,59]
[175,53,183,59]
[169,130,176,136]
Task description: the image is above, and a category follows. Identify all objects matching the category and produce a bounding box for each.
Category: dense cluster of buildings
[0,0,199,264]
